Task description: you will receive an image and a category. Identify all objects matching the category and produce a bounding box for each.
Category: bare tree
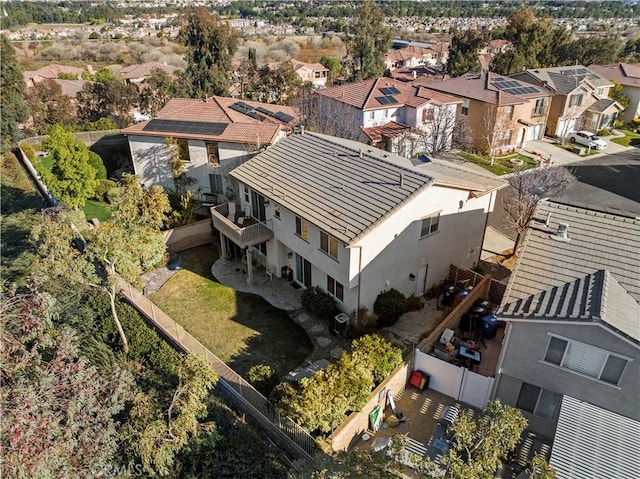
[502,166,576,256]
[482,104,512,165]
[557,102,582,146]
[413,105,469,156]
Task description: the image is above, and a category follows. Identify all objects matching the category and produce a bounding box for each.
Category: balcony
[211,203,273,248]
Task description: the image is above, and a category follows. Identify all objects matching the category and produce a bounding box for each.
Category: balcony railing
[210,203,273,248]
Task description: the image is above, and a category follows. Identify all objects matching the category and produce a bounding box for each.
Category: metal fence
[118,278,316,461]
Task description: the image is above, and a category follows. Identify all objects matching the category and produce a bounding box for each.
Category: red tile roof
[588,63,640,88]
[362,121,412,143]
[318,77,460,111]
[23,64,85,81]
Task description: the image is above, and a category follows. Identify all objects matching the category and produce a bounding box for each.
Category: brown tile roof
[588,63,640,88]
[361,121,412,143]
[390,65,449,83]
[23,64,85,81]
[291,60,328,73]
[385,46,438,63]
[426,72,550,105]
[53,79,88,98]
[122,96,298,145]
[119,62,180,80]
[318,77,460,111]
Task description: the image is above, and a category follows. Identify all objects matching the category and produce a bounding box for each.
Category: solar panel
[230,103,250,114]
[376,95,398,104]
[523,86,538,94]
[274,111,294,123]
[255,106,274,116]
[386,96,398,104]
[142,119,227,136]
[380,86,400,95]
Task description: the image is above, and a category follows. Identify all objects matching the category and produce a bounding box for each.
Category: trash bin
[481,314,500,340]
[442,285,457,307]
[334,313,349,335]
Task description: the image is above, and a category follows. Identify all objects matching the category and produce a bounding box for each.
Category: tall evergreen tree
[448,28,489,77]
[346,1,391,81]
[181,7,238,98]
[0,35,29,153]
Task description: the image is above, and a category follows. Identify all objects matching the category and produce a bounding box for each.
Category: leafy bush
[350,306,377,336]
[94,179,117,202]
[351,334,403,384]
[301,286,339,321]
[405,294,423,312]
[596,128,612,137]
[20,142,36,161]
[88,151,107,180]
[373,289,407,326]
[247,364,277,396]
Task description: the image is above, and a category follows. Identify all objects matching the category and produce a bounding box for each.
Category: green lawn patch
[557,143,599,157]
[150,245,313,378]
[611,129,640,147]
[459,152,537,175]
[83,199,112,221]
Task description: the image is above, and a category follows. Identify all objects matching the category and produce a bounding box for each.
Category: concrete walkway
[481,226,515,260]
[523,133,631,166]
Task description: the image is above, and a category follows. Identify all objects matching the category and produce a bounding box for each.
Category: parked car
[569,131,607,150]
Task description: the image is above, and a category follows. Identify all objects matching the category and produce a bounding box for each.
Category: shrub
[351,334,403,384]
[350,306,377,336]
[94,179,116,201]
[596,128,612,137]
[373,288,407,327]
[405,294,423,312]
[20,142,36,161]
[88,151,107,180]
[301,286,339,321]
[247,364,277,396]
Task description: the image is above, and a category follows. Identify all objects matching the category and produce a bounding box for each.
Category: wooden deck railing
[210,203,273,248]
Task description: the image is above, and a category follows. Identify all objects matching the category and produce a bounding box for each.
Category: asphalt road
[489,149,640,239]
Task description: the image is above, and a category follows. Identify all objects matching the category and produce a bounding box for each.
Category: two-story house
[121,96,298,200]
[316,77,462,156]
[589,63,640,123]
[492,200,640,476]
[291,60,329,88]
[427,72,552,154]
[511,65,623,138]
[118,61,181,85]
[211,130,505,314]
[384,46,441,71]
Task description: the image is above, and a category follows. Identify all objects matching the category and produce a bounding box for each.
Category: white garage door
[557,118,577,138]
[526,124,542,141]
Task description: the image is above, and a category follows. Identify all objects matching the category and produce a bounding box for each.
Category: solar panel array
[380,86,400,95]
[376,95,399,105]
[492,77,539,96]
[560,68,588,77]
[229,102,294,124]
[143,119,227,136]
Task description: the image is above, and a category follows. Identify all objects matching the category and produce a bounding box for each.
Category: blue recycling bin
[481,314,500,340]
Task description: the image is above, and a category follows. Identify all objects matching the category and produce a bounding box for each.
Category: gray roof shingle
[230,132,435,244]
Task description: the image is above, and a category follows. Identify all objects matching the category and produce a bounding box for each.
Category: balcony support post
[219,231,227,262]
[246,247,253,284]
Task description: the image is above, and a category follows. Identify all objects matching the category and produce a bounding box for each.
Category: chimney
[399,173,405,187]
[556,223,569,239]
[545,212,552,227]
[359,148,363,159]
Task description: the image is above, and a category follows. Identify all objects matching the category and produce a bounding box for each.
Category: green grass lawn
[611,129,640,147]
[459,152,537,175]
[150,245,313,377]
[556,143,599,157]
[83,199,112,221]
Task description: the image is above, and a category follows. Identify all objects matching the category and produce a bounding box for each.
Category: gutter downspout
[347,245,363,328]
[490,320,512,401]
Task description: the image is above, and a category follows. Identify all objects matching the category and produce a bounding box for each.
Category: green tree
[320,56,342,84]
[77,79,140,128]
[448,28,488,77]
[350,334,403,383]
[94,67,122,84]
[1,289,134,478]
[25,79,76,135]
[246,61,302,105]
[555,36,622,67]
[44,124,99,208]
[346,1,391,80]
[0,35,29,153]
[609,81,630,109]
[181,7,238,98]
[140,68,181,116]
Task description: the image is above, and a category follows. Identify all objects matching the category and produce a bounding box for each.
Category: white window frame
[542,333,631,386]
[295,216,309,241]
[368,111,375,120]
[420,212,440,238]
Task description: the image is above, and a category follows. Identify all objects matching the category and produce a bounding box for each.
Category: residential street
[489,149,640,240]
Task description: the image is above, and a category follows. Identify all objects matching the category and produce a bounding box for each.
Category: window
[320,231,338,259]
[327,275,344,302]
[243,186,249,203]
[206,142,219,165]
[176,139,190,161]
[273,203,280,219]
[295,216,309,240]
[498,129,512,147]
[422,107,435,123]
[420,213,440,237]
[383,109,389,118]
[543,334,630,385]
[461,99,470,116]
[516,383,561,420]
[504,105,514,121]
[569,94,583,108]
[533,98,545,117]
[369,111,375,120]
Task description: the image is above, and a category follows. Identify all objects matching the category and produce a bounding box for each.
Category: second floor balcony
[211,203,273,248]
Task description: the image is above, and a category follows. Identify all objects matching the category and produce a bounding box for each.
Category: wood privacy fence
[117,277,316,462]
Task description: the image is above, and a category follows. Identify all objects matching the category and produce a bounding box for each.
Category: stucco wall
[494,321,640,437]
[163,219,213,252]
[329,363,410,452]
[621,86,640,122]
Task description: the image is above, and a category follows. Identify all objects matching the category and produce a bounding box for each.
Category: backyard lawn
[150,245,313,377]
[611,129,640,147]
[459,152,537,175]
[83,199,112,221]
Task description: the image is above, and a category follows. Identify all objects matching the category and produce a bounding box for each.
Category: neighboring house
[492,200,640,445]
[213,130,505,314]
[390,65,449,84]
[118,61,180,85]
[316,77,461,156]
[121,96,298,199]
[588,63,640,123]
[479,39,512,55]
[291,60,328,88]
[23,63,88,87]
[427,72,552,154]
[511,65,623,138]
[384,46,440,71]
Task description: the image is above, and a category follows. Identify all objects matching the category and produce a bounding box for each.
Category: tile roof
[551,396,640,479]
[53,79,88,98]
[119,62,180,80]
[515,65,613,95]
[588,63,640,88]
[586,98,623,113]
[23,64,85,81]
[500,269,640,342]
[318,77,460,111]
[230,131,436,244]
[361,121,411,143]
[121,96,298,145]
[390,66,449,83]
[426,72,549,105]
[291,60,327,73]
[385,45,438,63]
[502,200,640,307]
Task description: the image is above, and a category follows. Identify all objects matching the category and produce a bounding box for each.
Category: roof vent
[550,222,571,242]
[399,173,405,187]
[359,148,363,159]
[545,212,552,227]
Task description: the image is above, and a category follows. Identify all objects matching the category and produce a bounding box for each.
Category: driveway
[525,135,631,166]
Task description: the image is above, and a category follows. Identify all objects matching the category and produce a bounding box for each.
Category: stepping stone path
[316,336,332,347]
[309,323,326,334]
[296,313,309,323]
[330,347,344,359]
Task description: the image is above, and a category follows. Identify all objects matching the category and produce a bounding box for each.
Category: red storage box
[409,371,428,391]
